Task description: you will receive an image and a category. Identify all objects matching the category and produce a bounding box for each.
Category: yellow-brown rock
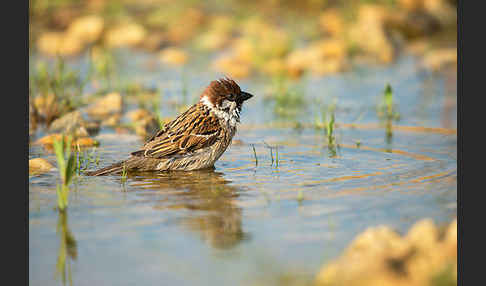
[319,9,345,37]
[49,110,100,137]
[315,218,458,286]
[212,55,251,79]
[398,0,425,11]
[36,134,99,148]
[33,94,68,125]
[66,15,104,44]
[127,109,160,139]
[309,58,347,76]
[105,23,147,48]
[85,92,123,119]
[29,158,54,175]
[166,8,204,45]
[101,114,122,127]
[196,30,231,51]
[261,58,287,77]
[159,48,188,66]
[37,31,84,56]
[348,5,395,63]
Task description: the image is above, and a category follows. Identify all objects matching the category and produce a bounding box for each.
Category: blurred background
[29,0,457,78]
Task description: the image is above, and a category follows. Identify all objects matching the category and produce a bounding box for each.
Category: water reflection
[129,170,249,249]
[55,212,77,286]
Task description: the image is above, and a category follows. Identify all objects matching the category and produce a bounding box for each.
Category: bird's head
[200,77,254,113]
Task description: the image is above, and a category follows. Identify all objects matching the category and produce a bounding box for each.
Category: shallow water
[29,50,456,285]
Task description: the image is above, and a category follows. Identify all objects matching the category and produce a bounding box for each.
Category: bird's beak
[239,91,254,102]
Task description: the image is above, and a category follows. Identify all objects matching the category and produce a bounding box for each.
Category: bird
[85,77,254,176]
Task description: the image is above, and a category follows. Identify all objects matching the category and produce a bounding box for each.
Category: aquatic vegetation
[377,84,400,143]
[55,212,77,286]
[297,190,304,204]
[267,76,306,120]
[251,144,258,167]
[378,83,400,121]
[75,146,100,175]
[88,47,117,91]
[121,164,128,184]
[30,58,87,125]
[264,142,281,168]
[276,145,279,168]
[53,135,76,212]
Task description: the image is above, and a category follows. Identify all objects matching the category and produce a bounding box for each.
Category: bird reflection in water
[129,169,249,249]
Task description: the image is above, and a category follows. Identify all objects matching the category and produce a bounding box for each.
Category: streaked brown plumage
[86,78,253,176]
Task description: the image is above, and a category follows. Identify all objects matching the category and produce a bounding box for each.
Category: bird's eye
[227,94,237,101]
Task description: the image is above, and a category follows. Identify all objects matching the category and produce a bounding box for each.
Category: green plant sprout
[121,163,128,184]
[53,135,76,212]
[251,144,258,167]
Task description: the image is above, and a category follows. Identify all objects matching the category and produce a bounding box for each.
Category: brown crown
[201,77,241,106]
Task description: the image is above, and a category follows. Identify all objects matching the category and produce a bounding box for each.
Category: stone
[127,109,160,139]
[33,94,67,125]
[29,158,54,175]
[159,48,188,66]
[36,31,84,57]
[49,110,100,137]
[85,92,123,119]
[66,15,104,44]
[212,55,251,79]
[348,5,396,63]
[319,9,345,37]
[105,23,147,48]
[315,218,458,286]
[36,134,99,148]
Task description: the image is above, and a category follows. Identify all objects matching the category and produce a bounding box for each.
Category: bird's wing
[131,104,222,159]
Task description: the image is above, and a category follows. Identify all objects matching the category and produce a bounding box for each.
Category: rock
[49,110,100,137]
[166,8,205,45]
[261,58,287,77]
[105,23,147,48]
[348,5,396,63]
[29,158,54,175]
[387,10,441,39]
[423,0,457,27]
[85,92,123,119]
[159,48,188,66]
[309,58,347,76]
[33,94,67,125]
[127,109,160,139]
[66,15,104,44]
[101,114,122,127]
[36,134,99,148]
[212,55,251,79]
[284,39,348,77]
[196,30,231,51]
[315,218,458,286]
[36,31,84,57]
[142,32,167,51]
[405,218,438,251]
[319,9,345,37]
[398,0,425,11]
[29,102,39,135]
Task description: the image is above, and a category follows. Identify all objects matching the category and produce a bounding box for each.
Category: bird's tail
[84,160,126,176]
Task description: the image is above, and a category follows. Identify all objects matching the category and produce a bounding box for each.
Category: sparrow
[86,77,253,176]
